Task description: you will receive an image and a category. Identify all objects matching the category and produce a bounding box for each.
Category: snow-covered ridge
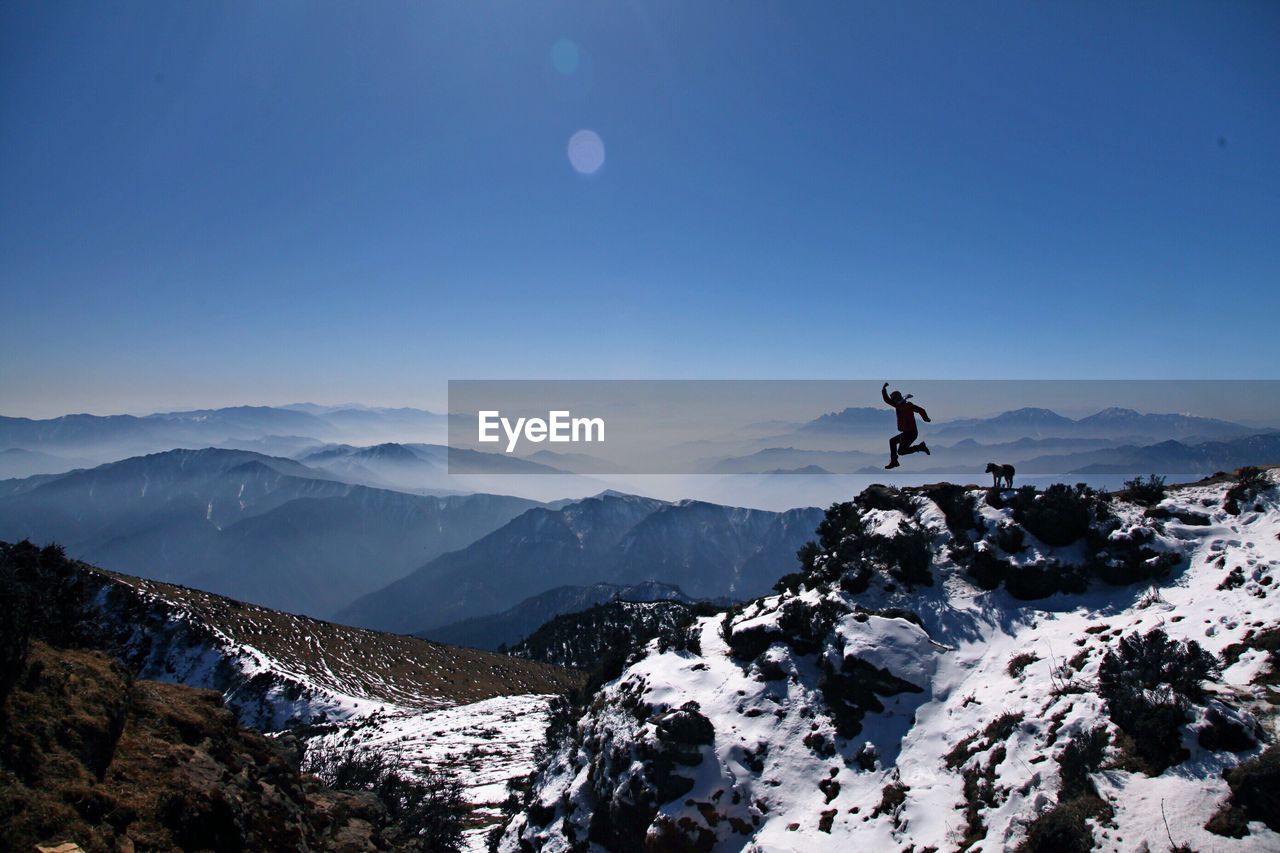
[502,470,1280,852]
[69,565,584,851]
[77,566,580,730]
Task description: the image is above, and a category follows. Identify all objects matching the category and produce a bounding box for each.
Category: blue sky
[2,1,1277,416]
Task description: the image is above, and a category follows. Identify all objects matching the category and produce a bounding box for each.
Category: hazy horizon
[6,379,1280,429]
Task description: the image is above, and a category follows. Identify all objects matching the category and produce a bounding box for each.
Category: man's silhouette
[882,382,931,469]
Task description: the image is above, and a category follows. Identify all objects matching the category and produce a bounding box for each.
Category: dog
[986,462,1015,489]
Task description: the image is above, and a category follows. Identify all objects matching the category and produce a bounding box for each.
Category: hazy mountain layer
[337,493,824,635]
[0,448,539,616]
[0,405,447,463]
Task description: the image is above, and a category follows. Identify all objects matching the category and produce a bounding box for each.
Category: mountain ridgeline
[710,428,1280,476]
[0,405,448,464]
[0,448,540,617]
[0,444,822,637]
[336,493,824,635]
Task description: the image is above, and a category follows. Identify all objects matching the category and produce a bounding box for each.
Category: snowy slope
[501,471,1280,851]
[303,694,560,849]
[67,565,582,849]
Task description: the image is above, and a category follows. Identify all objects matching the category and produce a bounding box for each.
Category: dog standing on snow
[986,463,1015,489]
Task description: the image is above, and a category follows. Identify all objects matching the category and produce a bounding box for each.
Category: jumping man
[882,382,931,469]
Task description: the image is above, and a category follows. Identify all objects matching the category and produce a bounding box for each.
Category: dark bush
[583,645,634,698]
[797,502,862,585]
[1205,804,1250,838]
[654,702,714,747]
[867,523,933,589]
[856,605,924,628]
[855,484,916,514]
[795,488,935,594]
[872,780,908,818]
[754,653,786,682]
[995,523,1025,554]
[1099,628,1217,701]
[1013,484,1102,547]
[1121,475,1166,506]
[1144,506,1210,526]
[944,713,1023,770]
[803,731,836,758]
[783,597,847,656]
[1020,726,1113,852]
[1225,466,1272,515]
[725,624,782,662]
[773,571,805,594]
[924,484,983,538]
[968,548,1010,591]
[1221,744,1280,831]
[1004,561,1087,600]
[308,751,467,851]
[1098,629,1218,774]
[1019,797,1100,853]
[819,656,922,740]
[1222,626,1280,685]
[816,500,862,547]
[839,567,872,595]
[1197,708,1257,752]
[1089,525,1180,587]
[1006,652,1039,678]
[1057,727,1108,800]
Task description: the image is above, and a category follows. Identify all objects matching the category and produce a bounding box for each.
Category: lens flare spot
[551,39,580,75]
[567,129,605,175]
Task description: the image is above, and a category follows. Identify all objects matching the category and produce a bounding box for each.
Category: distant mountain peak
[1087,406,1141,418]
[1001,406,1070,418]
[592,489,662,503]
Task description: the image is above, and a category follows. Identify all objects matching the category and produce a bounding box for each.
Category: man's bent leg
[898,430,922,455]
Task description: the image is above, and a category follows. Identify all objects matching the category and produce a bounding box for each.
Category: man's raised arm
[882,382,893,407]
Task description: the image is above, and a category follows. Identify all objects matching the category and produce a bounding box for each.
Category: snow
[305,693,561,850]
[505,473,1280,851]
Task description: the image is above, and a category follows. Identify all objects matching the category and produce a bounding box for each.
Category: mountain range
[768,405,1268,448]
[336,493,824,635]
[0,448,539,616]
[0,447,823,633]
[932,405,1262,442]
[707,431,1280,477]
[0,405,448,465]
[297,441,573,486]
[1018,431,1280,475]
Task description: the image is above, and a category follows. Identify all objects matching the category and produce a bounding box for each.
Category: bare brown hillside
[0,640,420,852]
[89,565,583,711]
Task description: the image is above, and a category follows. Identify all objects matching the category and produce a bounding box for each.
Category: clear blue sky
[2,1,1277,416]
